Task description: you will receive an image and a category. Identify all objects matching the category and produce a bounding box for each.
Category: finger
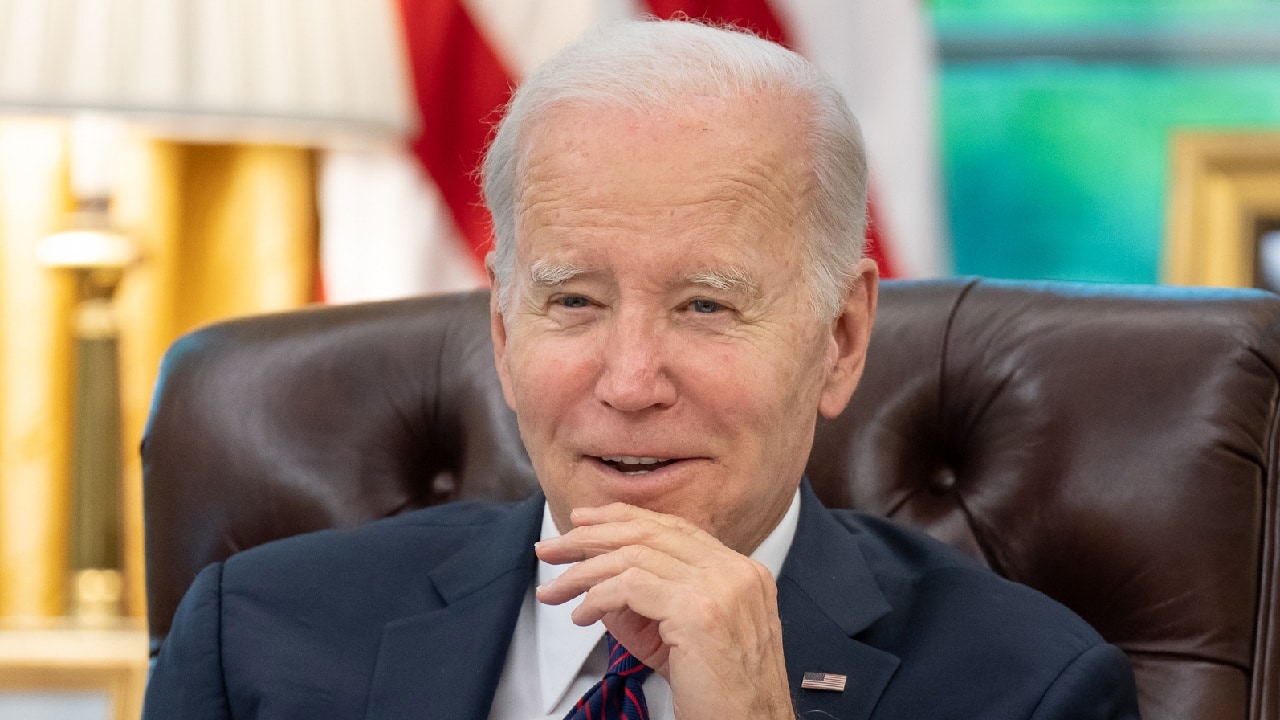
[535,543,690,605]
[573,564,776,635]
[569,566,681,629]
[535,522,714,566]
[536,509,723,565]
[571,503,706,536]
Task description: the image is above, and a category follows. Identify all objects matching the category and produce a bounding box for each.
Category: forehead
[519,94,808,220]
[512,93,812,271]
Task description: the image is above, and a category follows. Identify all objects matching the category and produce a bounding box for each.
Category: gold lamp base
[38,199,138,624]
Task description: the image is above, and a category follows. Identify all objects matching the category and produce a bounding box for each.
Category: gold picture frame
[1166,131,1280,287]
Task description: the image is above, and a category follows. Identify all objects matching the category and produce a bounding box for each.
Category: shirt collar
[533,489,802,713]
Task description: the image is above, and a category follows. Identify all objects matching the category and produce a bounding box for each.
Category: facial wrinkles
[703,161,804,241]
[511,229,807,350]
[519,190,780,249]
[517,105,807,239]
[516,212,801,324]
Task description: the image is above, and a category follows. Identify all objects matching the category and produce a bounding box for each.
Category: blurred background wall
[0,0,1276,629]
[934,0,1280,282]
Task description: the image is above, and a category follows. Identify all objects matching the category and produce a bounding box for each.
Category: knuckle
[634,521,660,544]
[619,566,648,585]
[686,593,724,630]
[664,513,698,535]
[720,556,772,597]
[580,585,606,611]
[748,558,773,584]
[687,591,717,617]
[620,544,648,564]
[642,510,691,535]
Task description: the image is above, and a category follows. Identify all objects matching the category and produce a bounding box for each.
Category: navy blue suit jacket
[144,482,1140,719]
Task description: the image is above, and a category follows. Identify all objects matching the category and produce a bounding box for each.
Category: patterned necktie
[564,633,654,720]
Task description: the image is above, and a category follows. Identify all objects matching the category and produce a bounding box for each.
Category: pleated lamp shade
[0,0,418,145]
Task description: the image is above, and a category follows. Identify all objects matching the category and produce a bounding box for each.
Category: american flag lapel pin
[801,671,847,692]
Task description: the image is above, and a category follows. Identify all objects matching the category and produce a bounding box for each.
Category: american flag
[801,671,848,692]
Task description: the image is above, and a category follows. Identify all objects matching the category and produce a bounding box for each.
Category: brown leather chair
[142,277,1280,720]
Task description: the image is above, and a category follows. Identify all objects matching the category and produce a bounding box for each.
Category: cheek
[691,333,825,416]
[672,345,803,464]
[702,346,827,501]
[506,348,574,486]
[504,337,595,431]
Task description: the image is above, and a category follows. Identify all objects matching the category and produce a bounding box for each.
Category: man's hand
[534,503,794,719]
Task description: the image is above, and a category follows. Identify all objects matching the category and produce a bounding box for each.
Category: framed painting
[1166,131,1280,289]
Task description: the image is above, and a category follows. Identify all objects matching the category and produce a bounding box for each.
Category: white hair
[480,18,868,319]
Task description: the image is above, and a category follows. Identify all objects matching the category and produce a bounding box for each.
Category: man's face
[491,93,875,555]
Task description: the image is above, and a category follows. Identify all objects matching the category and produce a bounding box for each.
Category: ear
[487,254,519,409]
[817,257,879,419]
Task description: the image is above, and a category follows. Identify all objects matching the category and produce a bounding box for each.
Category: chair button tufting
[929,468,957,494]
[431,471,457,498]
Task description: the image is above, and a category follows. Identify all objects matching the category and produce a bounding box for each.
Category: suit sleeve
[1029,643,1142,720]
[143,562,234,720]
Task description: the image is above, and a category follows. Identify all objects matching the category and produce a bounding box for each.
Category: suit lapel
[364,494,543,720]
[778,481,900,720]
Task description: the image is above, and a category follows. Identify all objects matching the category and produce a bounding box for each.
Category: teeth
[601,456,665,465]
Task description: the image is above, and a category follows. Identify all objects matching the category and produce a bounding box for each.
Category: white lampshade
[0,0,418,145]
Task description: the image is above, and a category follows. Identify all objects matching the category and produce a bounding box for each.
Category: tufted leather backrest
[142,278,1280,720]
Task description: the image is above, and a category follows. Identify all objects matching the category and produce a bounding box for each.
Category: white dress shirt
[488,489,801,720]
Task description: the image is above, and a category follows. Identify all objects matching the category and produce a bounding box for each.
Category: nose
[594,310,677,412]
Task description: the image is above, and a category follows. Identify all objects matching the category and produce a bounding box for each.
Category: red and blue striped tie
[564,633,653,720]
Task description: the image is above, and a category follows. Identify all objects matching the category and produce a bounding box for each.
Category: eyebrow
[528,260,587,287]
[686,266,758,295]
[526,259,759,295]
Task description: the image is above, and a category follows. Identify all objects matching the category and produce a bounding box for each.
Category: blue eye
[691,299,722,314]
[559,295,591,309]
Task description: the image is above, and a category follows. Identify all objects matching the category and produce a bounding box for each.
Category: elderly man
[144,19,1141,720]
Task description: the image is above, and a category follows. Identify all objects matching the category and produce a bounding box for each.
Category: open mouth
[596,455,680,475]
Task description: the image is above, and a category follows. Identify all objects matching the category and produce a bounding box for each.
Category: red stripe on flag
[643,0,788,46]
[396,0,514,269]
